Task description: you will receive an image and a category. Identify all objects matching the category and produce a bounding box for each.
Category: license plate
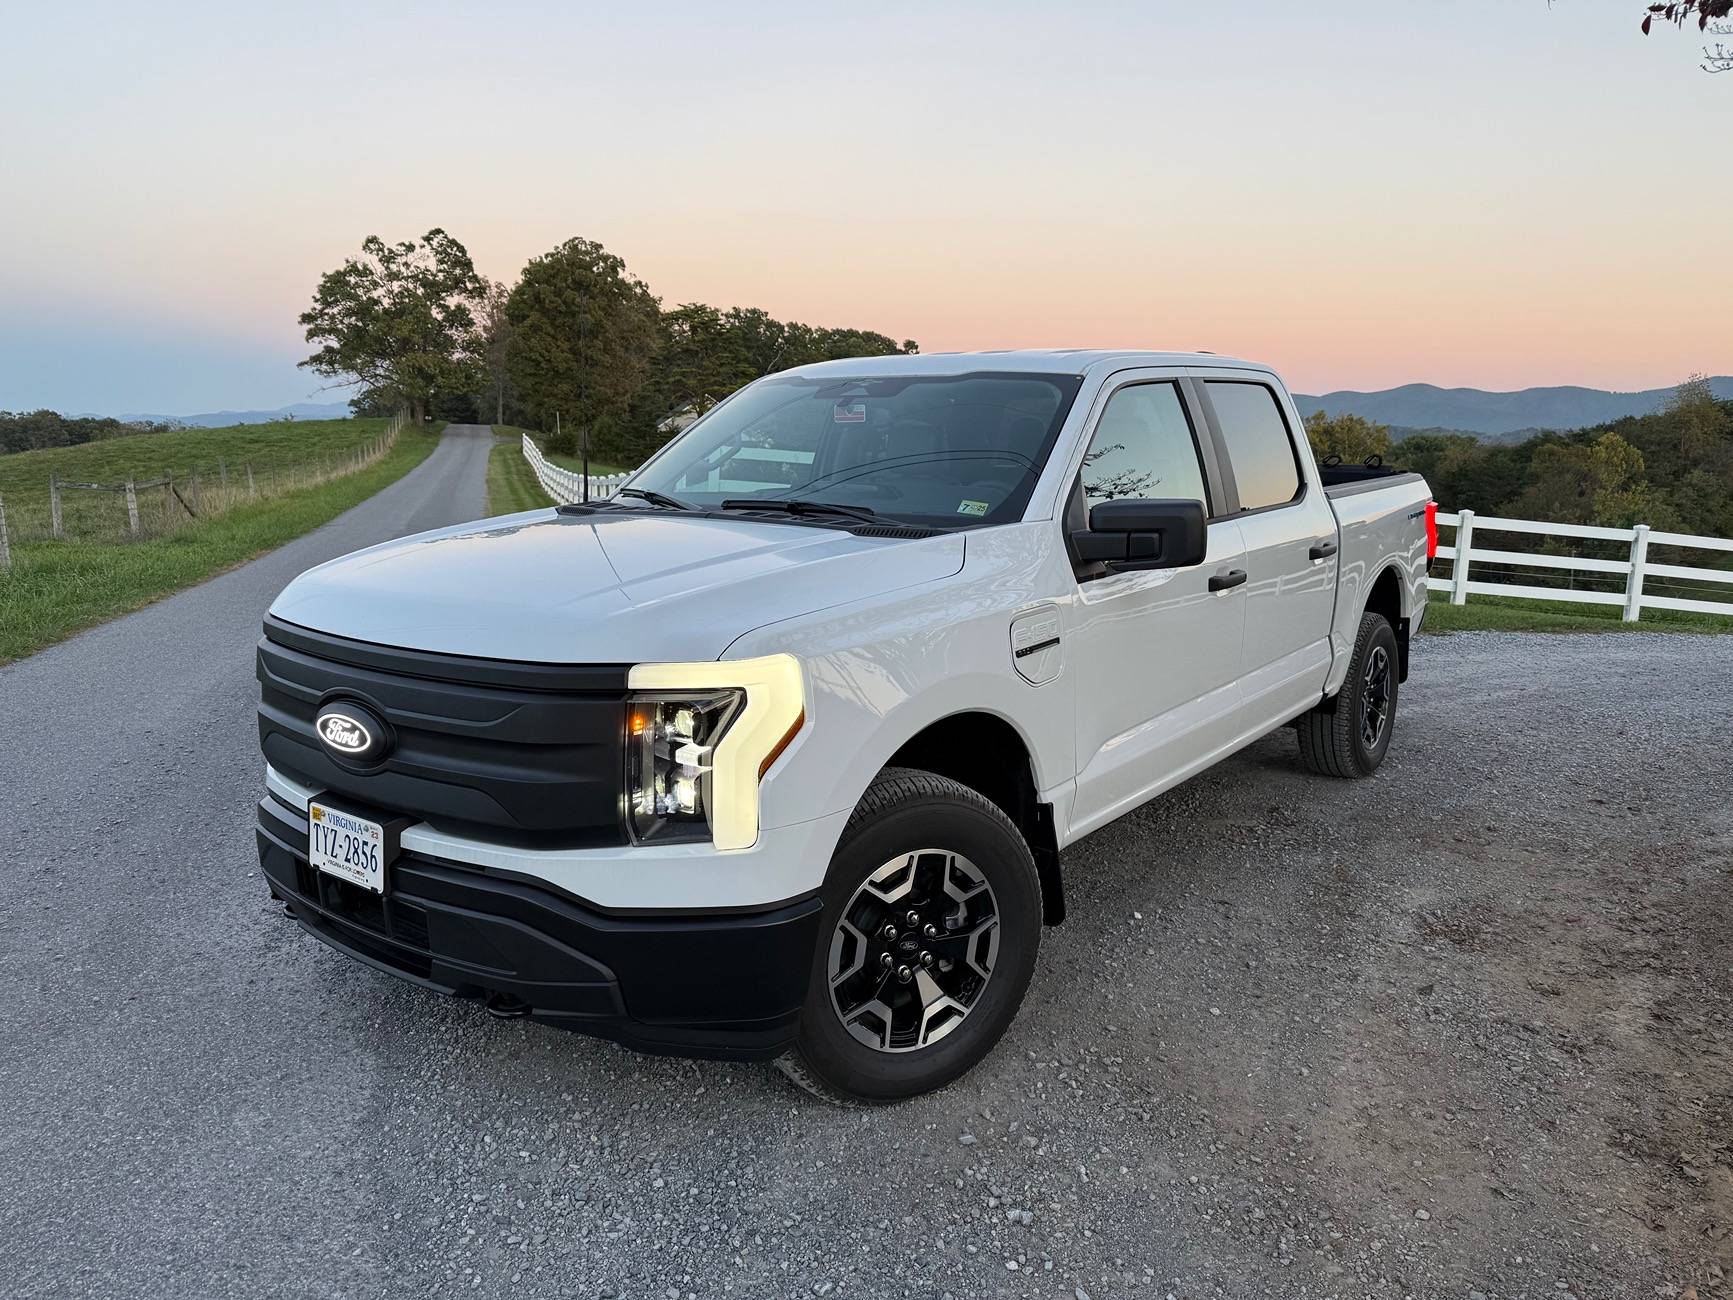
[308,802,386,894]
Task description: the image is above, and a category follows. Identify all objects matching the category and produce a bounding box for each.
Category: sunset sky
[2,0,1728,415]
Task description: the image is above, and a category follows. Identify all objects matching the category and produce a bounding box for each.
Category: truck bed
[1321,465,1433,682]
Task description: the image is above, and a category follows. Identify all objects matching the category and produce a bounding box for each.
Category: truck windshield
[630,372,1084,530]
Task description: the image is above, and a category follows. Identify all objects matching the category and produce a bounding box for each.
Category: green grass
[0,418,399,538]
[1421,589,1733,634]
[486,436,557,514]
[0,424,441,664]
[493,426,630,478]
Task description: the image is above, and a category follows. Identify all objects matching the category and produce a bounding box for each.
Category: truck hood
[268,508,966,663]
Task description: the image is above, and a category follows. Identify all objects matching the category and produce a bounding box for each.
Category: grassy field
[0,418,400,540]
[0,422,440,664]
[1421,589,1733,634]
[485,436,557,515]
[493,426,631,478]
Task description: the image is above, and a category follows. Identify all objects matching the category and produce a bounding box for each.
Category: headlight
[625,654,805,851]
[625,690,743,843]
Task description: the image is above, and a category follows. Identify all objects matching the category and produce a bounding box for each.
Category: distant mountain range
[1292,378,1733,438]
[104,400,353,427]
[77,379,1733,440]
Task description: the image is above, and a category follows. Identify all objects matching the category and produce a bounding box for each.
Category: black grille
[259,616,630,849]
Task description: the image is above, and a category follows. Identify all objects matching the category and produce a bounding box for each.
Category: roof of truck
[782,349,1273,379]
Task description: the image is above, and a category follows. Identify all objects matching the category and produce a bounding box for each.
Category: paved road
[0,424,494,1298]
[3,436,1730,1299]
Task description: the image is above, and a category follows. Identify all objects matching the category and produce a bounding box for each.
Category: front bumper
[256,797,823,1060]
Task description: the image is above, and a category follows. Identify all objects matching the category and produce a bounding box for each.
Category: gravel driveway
[2,449,1729,1299]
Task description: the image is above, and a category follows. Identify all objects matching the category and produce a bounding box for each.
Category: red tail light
[1424,500,1439,561]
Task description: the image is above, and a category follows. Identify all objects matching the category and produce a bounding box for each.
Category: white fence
[1429,510,1733,622]
[520,433,630,505]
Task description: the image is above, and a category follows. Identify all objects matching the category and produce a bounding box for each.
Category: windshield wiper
[719,498,880,525]
[614,486,692,511]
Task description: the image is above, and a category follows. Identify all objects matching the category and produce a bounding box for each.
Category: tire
[1297,610,1399,778]
[776,767,1042,1104]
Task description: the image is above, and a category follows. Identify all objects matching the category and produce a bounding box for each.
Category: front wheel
[777,768,1042,1104]
[1296,610,1400,778]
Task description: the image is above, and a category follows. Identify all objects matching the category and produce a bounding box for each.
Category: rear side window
[1205,381,1302,511]
[1079,382,1209,512]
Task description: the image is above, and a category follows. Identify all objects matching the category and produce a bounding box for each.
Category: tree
[1508,432,1676,529]
[660,303,744,417]
[475,277,516,426]
[1664,373,1729,456]
[1303,410,1393,465]
[298,229,485,424]
[1640,2,1733,72]
[645,307,917,421]
[505,238,662,460]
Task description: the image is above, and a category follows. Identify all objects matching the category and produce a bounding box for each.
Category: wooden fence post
[0,492,10,570]
[125,477,140,534]
[49,472,63,538]
[1622,523,1650,624]
[1450,509,1475,605]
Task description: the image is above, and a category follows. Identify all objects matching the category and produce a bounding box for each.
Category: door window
[1204,381,1303,511]
[1079,383,1209,512]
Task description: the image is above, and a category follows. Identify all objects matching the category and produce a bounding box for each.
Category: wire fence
[0,412,406,567]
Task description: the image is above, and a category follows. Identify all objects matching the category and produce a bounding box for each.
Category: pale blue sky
[1,0,1727,414]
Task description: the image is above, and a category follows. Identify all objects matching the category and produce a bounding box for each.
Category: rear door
[1193,375,1338,734]
[1065,373,1249,838]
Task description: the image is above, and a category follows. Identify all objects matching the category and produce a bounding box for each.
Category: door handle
[1309,539,1339,561]
[1209,568,1247,592]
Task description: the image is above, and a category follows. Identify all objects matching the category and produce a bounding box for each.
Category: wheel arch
[881,710,1065,926]
[1363,563,1411,682]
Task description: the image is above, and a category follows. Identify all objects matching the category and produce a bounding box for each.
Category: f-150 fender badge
[1009,606,1062,685]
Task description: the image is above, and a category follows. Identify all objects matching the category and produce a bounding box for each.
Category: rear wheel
[1297,610,1399,778]
[777,768,1041,1104]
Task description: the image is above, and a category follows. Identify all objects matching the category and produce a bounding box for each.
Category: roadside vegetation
[0,420,439,663]
[1421,590,1733,635]
[492,425,630,478]
[484,435,555,515]
[0,418,400,535]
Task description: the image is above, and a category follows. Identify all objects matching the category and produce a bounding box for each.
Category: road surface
[1,425,1728,1299]
[0,424,494,1298]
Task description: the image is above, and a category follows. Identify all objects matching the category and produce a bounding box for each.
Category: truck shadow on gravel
[322,696,1731,1300]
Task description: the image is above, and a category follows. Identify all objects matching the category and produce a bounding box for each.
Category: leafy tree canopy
[505,238,662,459]
[1304,411,1393,466]
[299,229,485,423]
[1395,378,1732,537]
[0,410,165,456]
[1640,1,1733,71]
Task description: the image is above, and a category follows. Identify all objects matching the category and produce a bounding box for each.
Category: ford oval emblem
[314,704,386,763]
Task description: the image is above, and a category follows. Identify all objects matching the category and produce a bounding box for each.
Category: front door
[1067,376,1249,840]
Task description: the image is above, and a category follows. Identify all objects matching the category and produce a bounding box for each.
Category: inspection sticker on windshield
[956,499,989,516]
[832,401,866,423]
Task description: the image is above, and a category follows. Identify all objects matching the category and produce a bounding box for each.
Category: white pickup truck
[256,350,1436,1101]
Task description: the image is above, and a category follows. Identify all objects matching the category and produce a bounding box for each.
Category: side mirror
[1070,498,1207,572]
